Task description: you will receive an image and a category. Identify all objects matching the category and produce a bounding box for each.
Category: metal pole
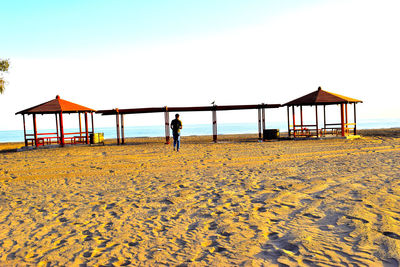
[315,105,319,138]
[212,107,217,143]
[23,115,28,147]
[59,112,65,146]
[121,114,125,145]
[164,107,170,144]
[85,112,89,144]
[33,114,38,147]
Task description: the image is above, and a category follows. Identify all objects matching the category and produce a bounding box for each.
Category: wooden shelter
[284,87,362,138]
[97,103,281,144]
[16,95,96,147]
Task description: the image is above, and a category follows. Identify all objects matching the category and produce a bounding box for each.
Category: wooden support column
[261,104,266,131]
[340,103,345,137]
[287,106,291,137]
[258,108,262,141]
[55,114,59,143]
[345,103,348,135]
[315,105,319,138]
[121,114,125,145]
[292,106,296,138]
[59,112,65,146]
[79,113,82,137]
[84,112,89,144]
[212,107,217,143]
[91,112,95,134]
[22,115,28,147]
[323,105,326,131]
[353,103,357,135]
[116,109,120,145]
[300,106,304,132]
[33,114,38,147]
[164,107,170,144]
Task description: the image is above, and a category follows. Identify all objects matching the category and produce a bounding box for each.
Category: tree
[0,59,10,94]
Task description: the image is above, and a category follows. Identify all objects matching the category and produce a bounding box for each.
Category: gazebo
[284,87,362,138]
[16,95,96,147]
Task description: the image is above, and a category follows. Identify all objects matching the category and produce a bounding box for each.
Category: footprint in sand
[303,213,322,219]
[268,232,279,240]
[382,231,400,240]
[345,215,369,224]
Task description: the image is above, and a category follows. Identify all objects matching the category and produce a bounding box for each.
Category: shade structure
[16,96,96,147]
[284,87,362,106]
[97,103,282,144]
[284,87,362,138]
[16,95,95,115]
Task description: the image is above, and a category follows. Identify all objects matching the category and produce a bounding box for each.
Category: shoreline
[0,127,399,149]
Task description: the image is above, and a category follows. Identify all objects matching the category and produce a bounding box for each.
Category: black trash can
[263,129,280,140]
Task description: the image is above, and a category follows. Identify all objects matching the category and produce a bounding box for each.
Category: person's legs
[173,133,180,151]
[176,134,180,151]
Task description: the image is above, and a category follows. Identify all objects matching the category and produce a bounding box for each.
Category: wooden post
[116,110,120,145]
[84,112,89,144]
[33,114,38,147]
[212,107,217,143]
[340,103,345,137]
[287,106,290,137]
[59,112,65,146]
[121,114,125,145]
[345,103,348,135]
[164,107,170,144]
[315,105,319,138]
[292,106,296,138]
[55,114,59,143]
[353,103,357,135]
[323,105,326,135]
[79,113,82,137]
[22,115,28,147]
[258,108,262,141]
[300,106,304,132]
[91,112,95,134]
[261,104,266,131]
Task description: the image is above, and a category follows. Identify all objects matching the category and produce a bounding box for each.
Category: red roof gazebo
[284,87,362,138]
[16,95,96,147]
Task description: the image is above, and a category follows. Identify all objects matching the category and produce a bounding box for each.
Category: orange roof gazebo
[16,95,96,147]
[284,87,362,138]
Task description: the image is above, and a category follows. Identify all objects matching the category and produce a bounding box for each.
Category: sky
[1,0,400,131]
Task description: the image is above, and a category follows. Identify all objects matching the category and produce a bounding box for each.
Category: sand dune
[1,130,400,266]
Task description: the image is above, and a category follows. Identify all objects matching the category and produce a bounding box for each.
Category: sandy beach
[1,129,400,266]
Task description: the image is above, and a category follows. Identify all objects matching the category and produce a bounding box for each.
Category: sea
[1,119,400,143]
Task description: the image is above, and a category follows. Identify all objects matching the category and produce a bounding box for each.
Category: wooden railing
[25,131,92,146]
[289,122,356,138]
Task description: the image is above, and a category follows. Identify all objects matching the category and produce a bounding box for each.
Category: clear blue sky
[1,0,399,131]
[2,0,319,57]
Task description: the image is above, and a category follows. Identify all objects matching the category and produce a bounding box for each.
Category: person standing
[170,114,182,151]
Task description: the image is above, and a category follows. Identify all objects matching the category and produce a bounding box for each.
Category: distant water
[1,119,399,143]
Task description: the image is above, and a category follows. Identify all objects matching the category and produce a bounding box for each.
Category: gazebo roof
[16,95,96,115]
[284,87,363,106]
